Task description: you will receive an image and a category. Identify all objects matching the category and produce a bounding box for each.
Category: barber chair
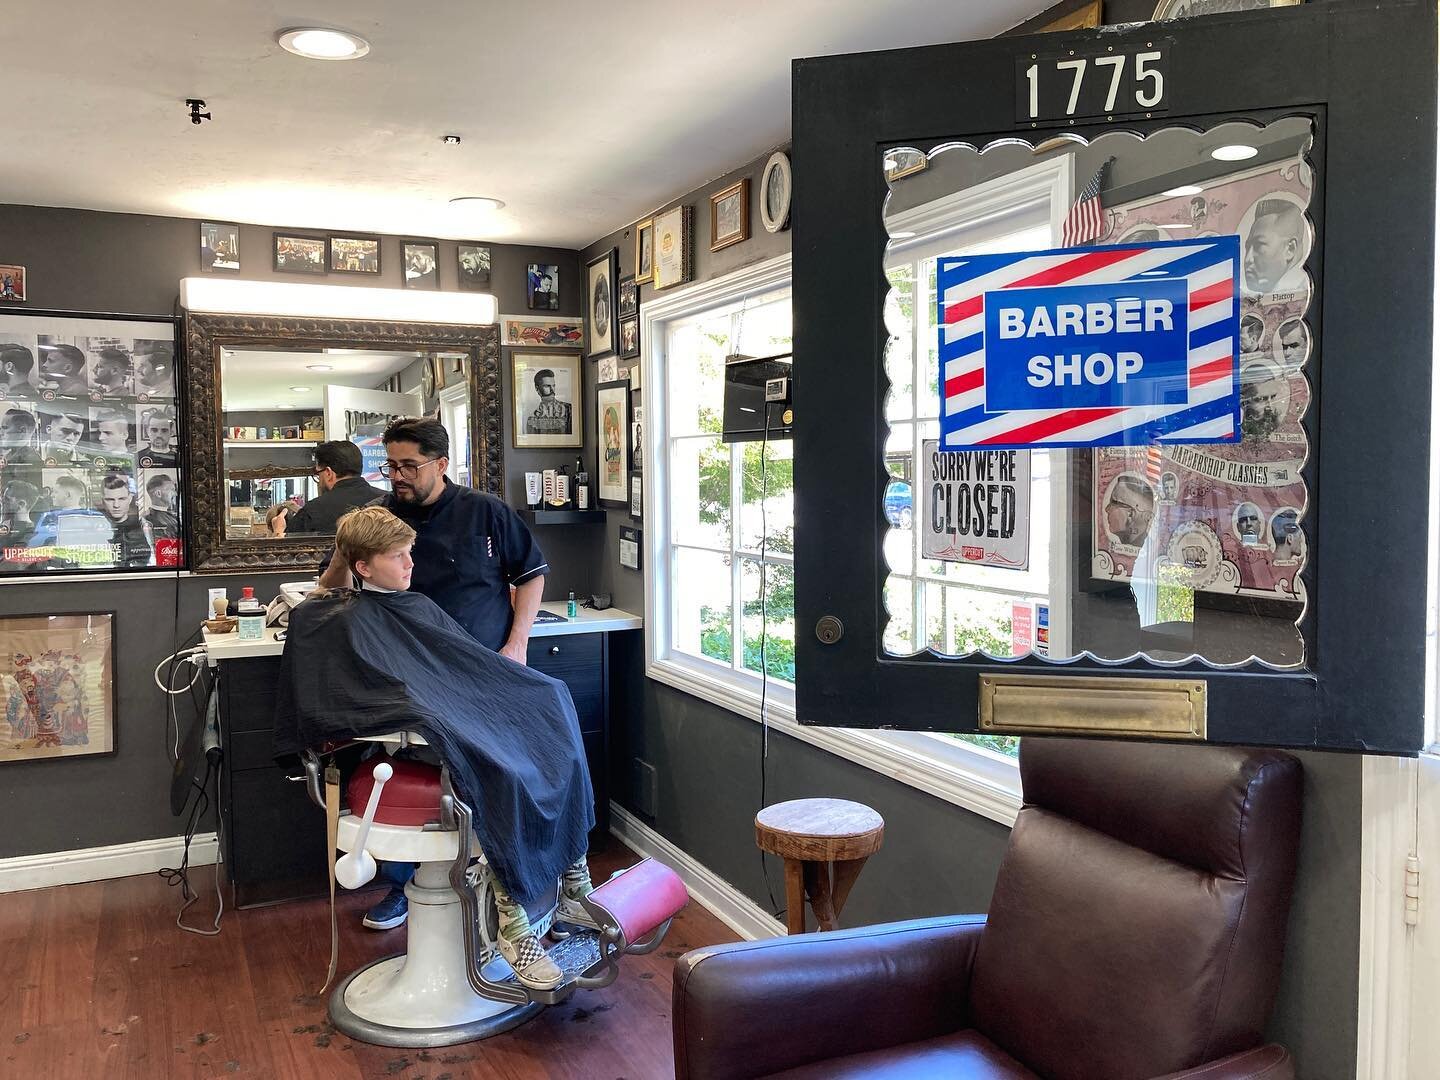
[672,738,1303,1080]
[300,740,688,1048]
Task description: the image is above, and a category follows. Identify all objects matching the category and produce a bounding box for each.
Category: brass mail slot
[978,674,1206,739]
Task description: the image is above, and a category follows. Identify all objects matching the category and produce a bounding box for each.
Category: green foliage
[943,732,1021,758]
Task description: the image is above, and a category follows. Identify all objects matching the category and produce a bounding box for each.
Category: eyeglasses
[378,457,441,480]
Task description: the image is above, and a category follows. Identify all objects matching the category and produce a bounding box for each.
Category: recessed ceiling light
[1162,184,1205,197]
[305,364,333,372]
[1211,144,1258,162]
[289,386,311,392]
[277,27,371,61]
[442,135,462,146]
[449,196,505,212]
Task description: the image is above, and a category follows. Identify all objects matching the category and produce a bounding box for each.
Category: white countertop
[203,600,641,661]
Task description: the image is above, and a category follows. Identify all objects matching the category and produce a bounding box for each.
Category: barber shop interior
[2,2,1437,1077]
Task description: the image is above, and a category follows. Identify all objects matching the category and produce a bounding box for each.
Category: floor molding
[610,802,784,942]
[0,832,218,894]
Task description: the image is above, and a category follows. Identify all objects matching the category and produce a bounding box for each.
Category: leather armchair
[673,738,1303,1080]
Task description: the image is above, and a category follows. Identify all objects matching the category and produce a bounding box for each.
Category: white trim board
[0,832,218,894]
[611,802,784,942]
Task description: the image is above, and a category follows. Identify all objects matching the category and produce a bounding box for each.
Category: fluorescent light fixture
[1162,184,1205,197]
[277,27,370,61]
[306,363,334,372]
[1158,224,1192,230]
[180,278,497,325]
[1211,144,1258,161]
[289,386,311,392]
[449,196,505,213]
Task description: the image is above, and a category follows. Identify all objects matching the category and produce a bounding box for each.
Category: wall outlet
[630,757,658,818]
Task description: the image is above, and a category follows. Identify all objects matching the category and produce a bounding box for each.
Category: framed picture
[0,264,25,302]
[596,379,631,507]
[619,526,641,571]
[432,355,448,391]
[421,358,436,399]
[632,402,644,468]
[882,147,928,182]
[0,612,115,762]
[329,235,381,274]
[200,222,240,271]
[653,205,693,290]
[586,248,619,358]
[618,316,639,359]
[528,263,560,310]
[402,241,440,289]
[630,473,642,519]
[634,218,655,285]
[618,276,638,318]
[760,152,792,233]
[710,179,751,252]
[272,233,327,274]
[598,356,618,382]
[512,351,582,448]
[500,315,584,348]
[457,244,491,288]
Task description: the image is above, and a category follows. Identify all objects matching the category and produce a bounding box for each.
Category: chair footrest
[584,858,689,947]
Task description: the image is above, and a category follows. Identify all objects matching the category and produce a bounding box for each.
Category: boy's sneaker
[497,930,564,990]
[362,887,408,930]
[555,893,602,931]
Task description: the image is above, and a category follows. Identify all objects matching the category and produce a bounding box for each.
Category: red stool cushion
[347,756,443,826]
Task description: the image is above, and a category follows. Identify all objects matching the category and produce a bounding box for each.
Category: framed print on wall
[512,350,582,449]
[458,244,491,288]
[760,151,792,233]
[634,218,655,285]
[0,612,115,762]
[630,473,642,519]
[402,241,440,289]
[586,248,618,358]
[272,233,327,274]
[329,235,381,274]
[618,275,638,318]
[200,222,240,271]
[0,264,25,302]
[500,315,584,348]
[619,316,639,359]
[619,526,641,570]
[710,178,750,251]
[653,205,693,290]
[528,263,560,310]
[596,378,631,507]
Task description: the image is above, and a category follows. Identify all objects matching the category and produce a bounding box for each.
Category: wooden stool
[755,798,884,935]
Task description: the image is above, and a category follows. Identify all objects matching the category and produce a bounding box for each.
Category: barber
[276,440,387,536]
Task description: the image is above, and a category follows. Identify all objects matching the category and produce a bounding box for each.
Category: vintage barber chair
[672,738,1303,1080]
[301,739,688,1047]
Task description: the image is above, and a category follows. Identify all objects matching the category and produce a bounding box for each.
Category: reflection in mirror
[881,118,1313,669]
[219,346,468,538]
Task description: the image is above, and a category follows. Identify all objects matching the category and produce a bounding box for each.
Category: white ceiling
[220,347,421,410]
[4,0,1046,249]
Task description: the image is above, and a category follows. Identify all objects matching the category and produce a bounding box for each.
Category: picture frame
[432,354,448,391]
[618,276,638,318]
[500,315,584,348]
[710,178,751,252]
[630,472,642,519]
[631,402,644,470]
[882,147,928,182]
[653,205,693,291]
[0,264,25,302]
[586,247,619,359]
[619,316,639,359]
[759,152,792,234]
[596,379,631,507]
[512,350,583,449]
[401,240,440,289]
[329,234,382,275]
[619,526,642,571]
[457,244,491,289]
[0,612,116,763]
[528,263,560,310]
[633,218,655,285]
[272,233,327,274]
[200,222,240,271]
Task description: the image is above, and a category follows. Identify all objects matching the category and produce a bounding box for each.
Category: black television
[722,352,793,443]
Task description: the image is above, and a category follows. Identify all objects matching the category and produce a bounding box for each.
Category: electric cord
[756,408,783,921]
[156,643,206,762]
[159,752,225,936]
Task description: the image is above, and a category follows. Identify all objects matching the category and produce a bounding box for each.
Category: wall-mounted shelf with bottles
[520,509,608,526]
[224,440,318,447]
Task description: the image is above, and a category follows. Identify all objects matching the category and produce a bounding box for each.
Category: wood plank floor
[0,836,740,1079]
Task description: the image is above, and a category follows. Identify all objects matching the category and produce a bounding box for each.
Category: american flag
[1062,158,1113,246]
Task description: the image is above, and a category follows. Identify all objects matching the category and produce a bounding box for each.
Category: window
[439,382,470,487]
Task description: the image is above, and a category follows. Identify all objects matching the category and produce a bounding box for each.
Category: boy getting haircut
[334,506,416,571]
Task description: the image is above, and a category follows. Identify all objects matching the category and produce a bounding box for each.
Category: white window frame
[439,382,470,486]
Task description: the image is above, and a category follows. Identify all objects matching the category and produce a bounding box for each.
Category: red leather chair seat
[763,1031,1036,1080]
[347,756,442,826]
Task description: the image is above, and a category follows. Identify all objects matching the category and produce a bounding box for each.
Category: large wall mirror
[184,312,501,573]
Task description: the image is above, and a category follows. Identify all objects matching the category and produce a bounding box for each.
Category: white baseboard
[610,801,784,942]
[0,832,218,894]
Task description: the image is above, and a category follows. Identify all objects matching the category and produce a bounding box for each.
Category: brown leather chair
[672,737,1303,1079]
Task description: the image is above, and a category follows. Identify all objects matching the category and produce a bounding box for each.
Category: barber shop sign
[936,236,1241,450]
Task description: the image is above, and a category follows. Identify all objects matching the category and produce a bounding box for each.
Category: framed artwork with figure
[0,612,115,762]
[596,379,630,508]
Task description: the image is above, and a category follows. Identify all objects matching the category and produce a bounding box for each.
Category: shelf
[224,440,318,447]
[520,509,608,525]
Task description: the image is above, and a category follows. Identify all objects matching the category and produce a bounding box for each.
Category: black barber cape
[273,588,594,910]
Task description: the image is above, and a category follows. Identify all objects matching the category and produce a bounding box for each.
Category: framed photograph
[432,355,448,391]
[618,276,638,318]
[512,351,582,449]
[598,356,618,382]
[760,152,792,233]
[653,205,693,290]
[882,147,928,182]
[618,316,640,360]
[632,402,644,468]
[586,248,619,359]
[634,218,655,285]
[457,244,491,289]
[200,222,240,271]
[596,379,631,507]
[402,241,439,289]
[710,178,751,252]
[630,473,642,519]
[500,315,584,348]
[0,264,24,302]
[0,612,115,762]
[272,233,327,274]
[329,235,381,274]
[619,526,642,571]
[528,263,560,310]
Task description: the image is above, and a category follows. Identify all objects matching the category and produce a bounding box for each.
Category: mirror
[184,312,501,573]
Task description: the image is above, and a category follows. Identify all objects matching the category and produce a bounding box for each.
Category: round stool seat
[754,799,885,935]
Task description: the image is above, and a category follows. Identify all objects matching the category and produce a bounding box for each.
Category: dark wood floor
[0,836,739,1079]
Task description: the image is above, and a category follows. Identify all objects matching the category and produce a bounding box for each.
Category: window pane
[740,558,796,684]
[673,547,734,667]
[884,266,915,421]
[883,576,915,654]
[735,290,793,357]
[739,438,794,554]
[667,316,729,437]
[670,434,730,549]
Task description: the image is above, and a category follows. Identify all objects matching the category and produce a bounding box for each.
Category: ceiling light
[277,27,371,61]
[1211,144,1258,161]
[1158,224,1192,230]
[449,196,505,213]
[306,364,333,372]
[1162,184,1204,197]
[289,386,311,393]
[179,278,497,325]
[442,135,462,145]
[889,230,917,239]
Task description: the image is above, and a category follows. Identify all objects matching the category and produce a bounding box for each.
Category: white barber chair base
[328,861,544,1047]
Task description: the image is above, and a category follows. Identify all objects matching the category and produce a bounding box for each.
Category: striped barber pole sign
[937,236,1241,450]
